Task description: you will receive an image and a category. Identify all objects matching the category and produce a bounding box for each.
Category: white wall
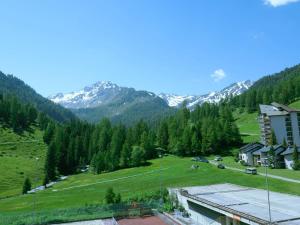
[284,154,294,170]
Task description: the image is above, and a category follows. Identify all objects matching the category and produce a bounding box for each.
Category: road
[209,160,300,184]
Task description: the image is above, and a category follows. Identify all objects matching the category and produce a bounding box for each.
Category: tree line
[0,93,38,132]
[43,102,242,182]
[0,91,242,184]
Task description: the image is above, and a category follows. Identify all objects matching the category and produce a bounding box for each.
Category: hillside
[50,81,175,125]
[0,72,76,123]
[231,64,300,112]
[0,125,47,198]
[73,93,176,125]
[49,80,250,125]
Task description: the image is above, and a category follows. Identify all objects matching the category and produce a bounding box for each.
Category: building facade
[259,103,300,147]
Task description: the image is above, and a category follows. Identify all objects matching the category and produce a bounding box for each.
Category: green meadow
[1,155,300,215]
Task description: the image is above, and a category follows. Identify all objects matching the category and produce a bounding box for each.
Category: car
[245,167,257,175]
[192,156,209,163]
[217,163,225,169]
[214,155,223,161]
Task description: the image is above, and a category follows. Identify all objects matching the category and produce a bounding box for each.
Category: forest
[43,102,242,182]
[229,64,300,112]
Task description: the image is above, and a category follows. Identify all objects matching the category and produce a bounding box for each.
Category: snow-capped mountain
[50,81,128,109]
[159,80,252,108]
[49,80,252,110]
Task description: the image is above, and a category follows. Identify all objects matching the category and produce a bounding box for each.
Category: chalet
[239,142,264,166]
[252,145,285,167]
[281,146,300,169]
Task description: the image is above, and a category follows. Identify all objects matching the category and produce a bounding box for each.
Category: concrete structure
[281,146,300,169]
[171,184,300,225]
[239,143,264,166]
[259,103,300,146]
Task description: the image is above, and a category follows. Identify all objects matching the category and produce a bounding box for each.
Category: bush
[105,187,122,204]
[240,160,248,166]
[292,161,300,170]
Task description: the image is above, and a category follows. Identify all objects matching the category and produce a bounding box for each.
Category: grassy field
[234,110,260,143]
[1,155,300,216]
[0,126,47,198]
[290,99,300,109]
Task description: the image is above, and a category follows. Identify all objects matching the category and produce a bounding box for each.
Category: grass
[0,125,47,198]
[1,155,300,217]
[234,110,260,143]
[220,156,300,180]
[289,99,300,109]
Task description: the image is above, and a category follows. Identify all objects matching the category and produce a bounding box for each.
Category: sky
[0,0,300,97]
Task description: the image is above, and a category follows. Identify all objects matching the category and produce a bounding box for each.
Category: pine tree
[131,146,146,167]
[22,178,31,194]
[45,141,57,181]
[157,122,169,150]
[105,187,116,204]
[115,193,121,204]
[270,130,277,145]
[119,142,131,168]
[43,122,55,144]
[292,145,300,170]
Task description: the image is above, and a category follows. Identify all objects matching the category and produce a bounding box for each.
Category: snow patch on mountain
[159,80,252,108]
[49,81,122,109]
[49,80,252,110]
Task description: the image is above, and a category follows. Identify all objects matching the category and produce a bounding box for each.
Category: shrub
[240,160,248,166]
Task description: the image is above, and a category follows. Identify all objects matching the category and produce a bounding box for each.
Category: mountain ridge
[49,80,252,109]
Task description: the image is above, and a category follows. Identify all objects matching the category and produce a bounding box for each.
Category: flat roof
[259,104,289,116]
[179,183,300,224]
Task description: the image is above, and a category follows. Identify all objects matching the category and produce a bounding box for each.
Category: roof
[253,145,286,156]
[240,142,264,153]
[271,102,300,113]
[281,146,300,156]
[259,102,300,116]
[259,104,288,116]
[178,184,300,225]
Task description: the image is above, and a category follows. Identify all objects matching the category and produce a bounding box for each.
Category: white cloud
[211,69,226,82]
[264,0,299,7]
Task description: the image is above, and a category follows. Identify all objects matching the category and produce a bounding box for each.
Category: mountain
[49,81,174,125]
[159,80,252,108]
[49,81,123,109]
[0,72,77,123]
[49,80,251,125]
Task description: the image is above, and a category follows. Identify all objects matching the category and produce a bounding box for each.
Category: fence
[0,201,161,225]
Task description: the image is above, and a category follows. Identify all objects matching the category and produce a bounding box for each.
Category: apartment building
[259,102,300,147]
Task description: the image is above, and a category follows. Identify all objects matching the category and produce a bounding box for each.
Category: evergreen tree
[157,122,169,150]
[131,146,146,167]
[43,122,55,144]
[45,141,57,181]
[119,141,131,168]
[292,145,300,170]
[105,187,116,204]
[270,130,277,145]
[22,178,31,194]
[115,193,122,204]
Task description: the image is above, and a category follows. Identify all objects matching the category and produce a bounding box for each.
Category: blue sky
[0,0,300,96]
